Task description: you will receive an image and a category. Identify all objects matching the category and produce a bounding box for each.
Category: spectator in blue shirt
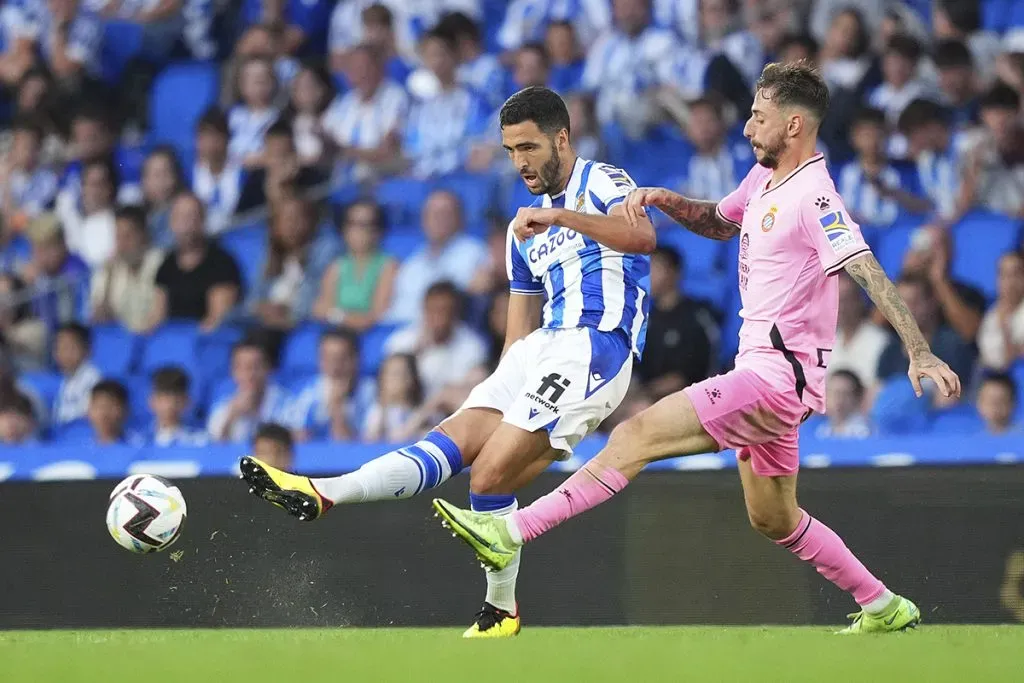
[229,56,282,170]
[812,370,874,439]
[2,118,58,234]
[148,366,207,447]
[0,0,38,88]
[932,39,980,134]
[140,146,186,250]
[290,327,371,442]
[442,11,506,112]
[670,96,753,203]
[58,104,141,211]
[22,213,89,333]
[208,338,291,443]
[403,28,489,178]
[250,194,340,330]
[0,390,38,444]
[876,274,976,405]
[868,34,934,126]
[15,0,102,95]
[85,379,143,445]
[545,20,584,94]
[898,99,961,220]
[240,0,331,57]
[330,3,413,87]
[52,322,100,426]
[252,421,294,469]
[91,0,216,62]
[977,372,1020,435]
[837,107,931,228]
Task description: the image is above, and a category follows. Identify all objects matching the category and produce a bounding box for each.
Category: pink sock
[510,464,629,544]
[777,509,887,606]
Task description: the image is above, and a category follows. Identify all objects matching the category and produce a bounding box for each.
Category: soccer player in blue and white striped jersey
[241,86,655,638]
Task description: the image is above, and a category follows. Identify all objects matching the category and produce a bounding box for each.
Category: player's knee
[746,505,798,541]
[469,458,512,495]
[607,414,649,462]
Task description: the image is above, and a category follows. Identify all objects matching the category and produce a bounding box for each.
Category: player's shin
[311,431,463,504]
[470,493,521,614]
[775,509,893,613]
[508,461,629,544]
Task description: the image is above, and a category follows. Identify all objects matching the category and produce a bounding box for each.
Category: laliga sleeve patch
[818,211,856,252]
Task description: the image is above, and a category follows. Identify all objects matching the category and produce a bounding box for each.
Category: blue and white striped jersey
[507,158,650,358]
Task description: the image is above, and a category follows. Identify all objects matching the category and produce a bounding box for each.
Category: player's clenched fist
[624,187,670,227]
[512,206,560,241]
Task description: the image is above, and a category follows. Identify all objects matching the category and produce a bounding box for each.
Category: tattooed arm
[844,252,962,399]
[623,188,740,240]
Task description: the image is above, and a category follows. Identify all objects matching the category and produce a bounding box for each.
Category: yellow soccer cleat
[837,595,921,634]
[463,603,521,638]
[432,498,518,571]
[240,456,330,521]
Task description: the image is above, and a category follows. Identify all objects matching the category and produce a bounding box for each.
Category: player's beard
[526,147,562,195]
[753,134,786,169]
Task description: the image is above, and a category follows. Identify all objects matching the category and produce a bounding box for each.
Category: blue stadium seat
[281,322,325,377]
[149,62,220,160]
[685,272,730,311]
[99,21,144,83]
[874,219,924,277]
[91,325,140,377]
[436,172,499,234]
[656,225,725,275]
[381,226,426,261]
[114,375,153,424]
[195,326,243,391]
[140,323,200,376]
[51,419,93,443]
[19,371,62,417]
[359,323,401,378]
[871,380,929,436]
[375,177,434,227]
[929,405,984,435]
[950,210,1023,300]
[218,224,267,293]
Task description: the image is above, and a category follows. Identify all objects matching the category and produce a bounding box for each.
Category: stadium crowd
[0,0,1022,451]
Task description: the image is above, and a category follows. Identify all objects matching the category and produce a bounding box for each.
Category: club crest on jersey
[819,211,856,252]
[761,206,778,232]
[575,192,586,212]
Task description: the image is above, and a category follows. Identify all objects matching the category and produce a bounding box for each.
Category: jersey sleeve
[587,164,639,215]
[505,222,543,295]
[798,189,872,276]
[715,165,757,228]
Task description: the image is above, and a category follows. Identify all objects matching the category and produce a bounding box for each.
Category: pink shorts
[683,364,811,477]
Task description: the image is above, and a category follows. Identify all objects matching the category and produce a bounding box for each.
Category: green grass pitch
[2,627,1021,682]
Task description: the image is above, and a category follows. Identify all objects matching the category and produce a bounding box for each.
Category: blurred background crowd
[0,0,1022,454]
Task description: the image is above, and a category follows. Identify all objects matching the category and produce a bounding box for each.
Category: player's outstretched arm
[844,252,962,399]
[513,205,656,254]
[624,188,739,241]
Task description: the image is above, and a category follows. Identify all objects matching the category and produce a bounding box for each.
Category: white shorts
[460,327,633,457]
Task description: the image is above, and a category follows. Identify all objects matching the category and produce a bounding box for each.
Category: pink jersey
[715,153,871,413]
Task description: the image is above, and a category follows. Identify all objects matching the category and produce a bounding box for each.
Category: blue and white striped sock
[312,431,463,504]
[471,493,521,614]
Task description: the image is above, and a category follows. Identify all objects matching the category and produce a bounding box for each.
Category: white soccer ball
[106,474,187,553]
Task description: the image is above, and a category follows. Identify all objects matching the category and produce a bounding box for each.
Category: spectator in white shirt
[978,252,1024,372]
[56,156,116,269]
[321,43,408,183]
[828,273,889,391]
[814,370,873,439]
[581,0,677,136]
[53,322,101,426]
[403,27,489,178]
[15,0,102,87]
[288,63,334,169]
[148,366,207,447]
[498,0,610,54]
[192,107,243,235]
[389,189,487,323]
[88,205,164,333]
[957,84,1024,217]
[385,281,487,399]
[933,0,1002,82]
[228,56,281,169]
[207,339,291,443]
[818,8,873,93]
[362,352,427,442]
[670,96,753,202]
[868,34,934,127]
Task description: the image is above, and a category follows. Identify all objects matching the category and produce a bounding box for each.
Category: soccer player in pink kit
[432,62,962,633]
